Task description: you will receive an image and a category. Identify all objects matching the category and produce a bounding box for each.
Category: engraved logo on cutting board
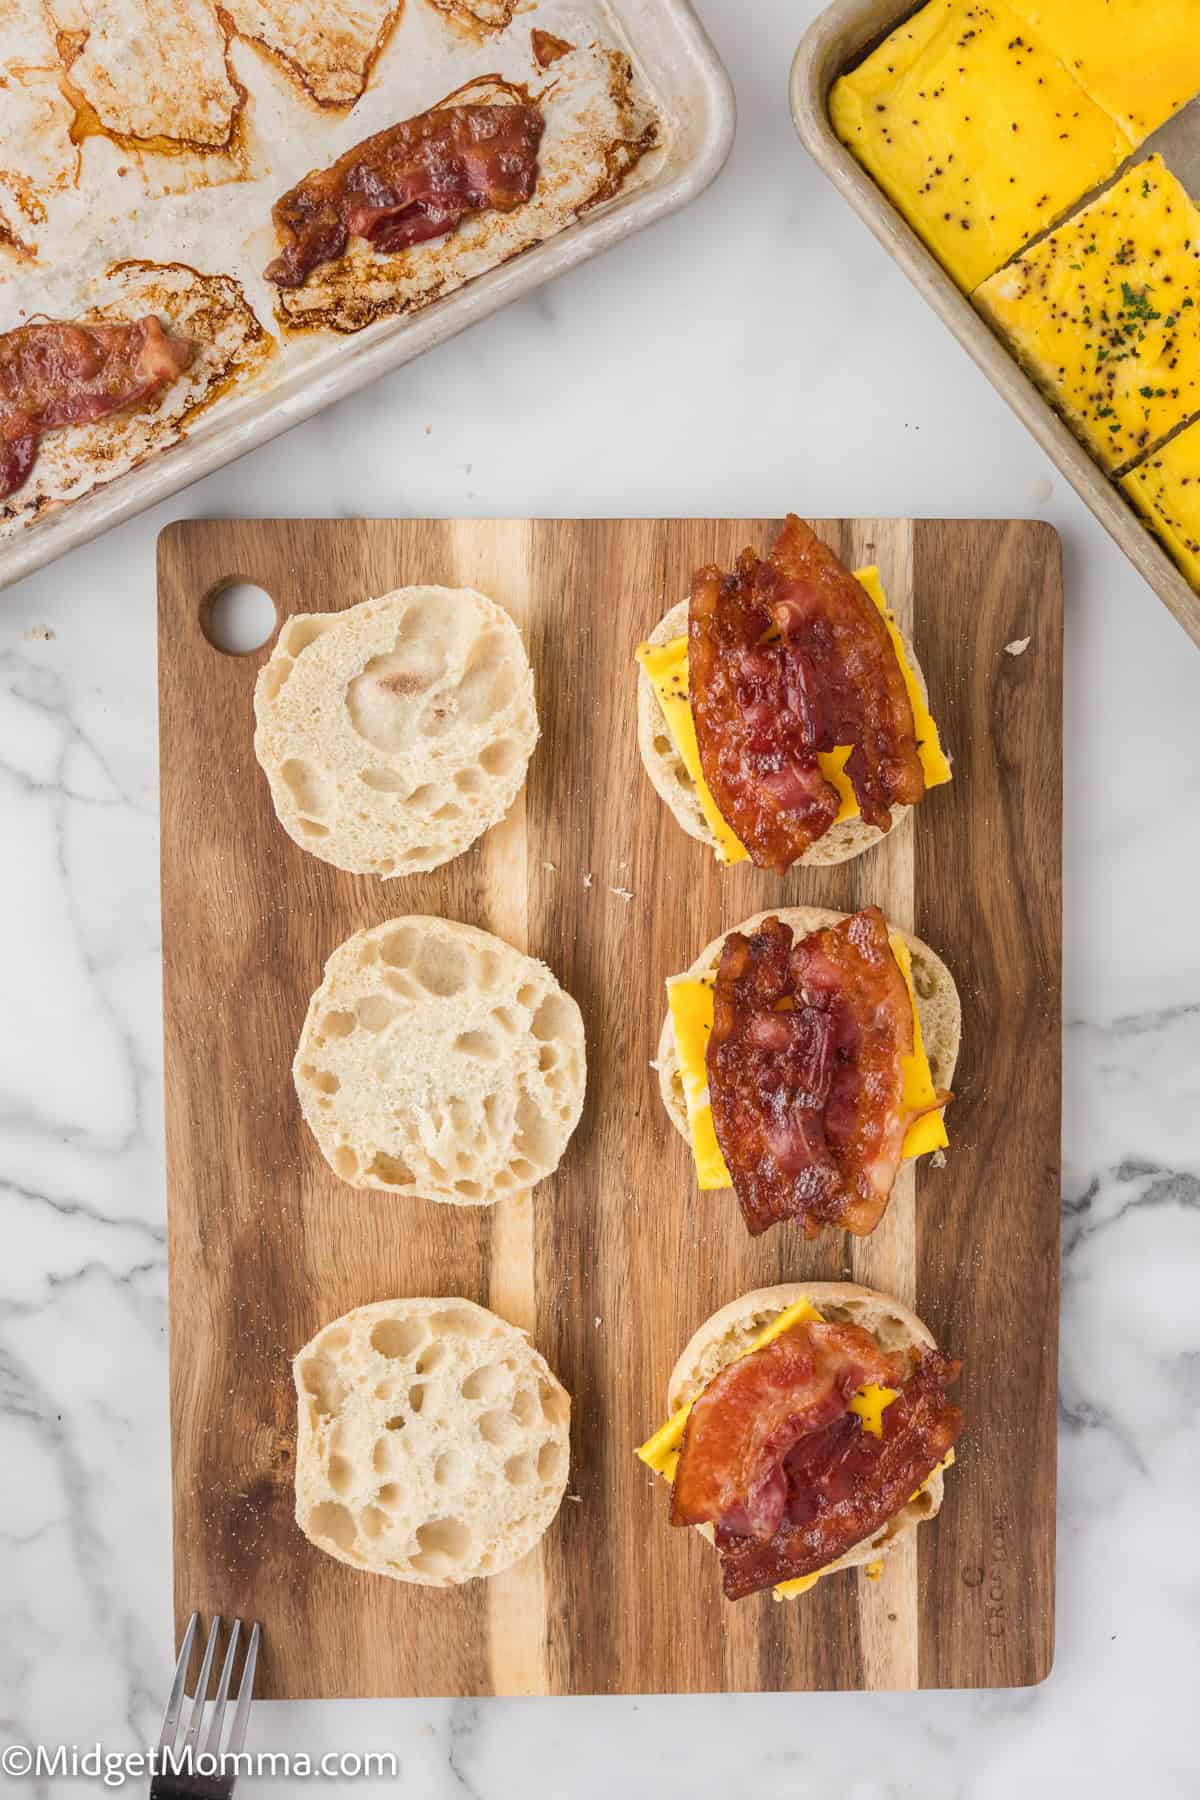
[962,1504,1010,1643]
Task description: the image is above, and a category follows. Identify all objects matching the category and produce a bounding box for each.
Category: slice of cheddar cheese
[975,156,1200,473]
[1005,0,1200,144]
[635,1295,948,1603]
[829,0,1131,293]
[667,971,729,1189]
[635,566,950,867]
[889,932,951,1161]
[666,928,948,1193]
[1121,417,1200,594]
[859,568,952,793]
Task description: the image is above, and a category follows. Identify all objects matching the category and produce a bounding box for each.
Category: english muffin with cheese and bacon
[656,905,960,1239]
[635,516,951,869]
[637,1282,962,1601]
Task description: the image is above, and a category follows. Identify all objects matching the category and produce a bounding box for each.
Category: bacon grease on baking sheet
[51,0,408,168]
[671,1318,962,1600]
[220,0,406,108]
[0,316,194,500]
[689,515,925,871]
[707,909,937,1239]
[427,0,518,34]
[264,96,545,289]
[53,4,245,155]
[531,28,574,68]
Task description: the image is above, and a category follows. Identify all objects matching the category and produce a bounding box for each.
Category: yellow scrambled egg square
[975,156,1200,471]
[1005,0,1200,143]
[1122,419,1200,591]
[830,0,1131,292]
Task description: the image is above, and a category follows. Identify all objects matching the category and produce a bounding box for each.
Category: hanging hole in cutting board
[203,581,278,656]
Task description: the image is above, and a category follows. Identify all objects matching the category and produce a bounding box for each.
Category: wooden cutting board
[158,517,1061,1698]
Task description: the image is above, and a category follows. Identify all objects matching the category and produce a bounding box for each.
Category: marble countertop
[2,1,1197,1794]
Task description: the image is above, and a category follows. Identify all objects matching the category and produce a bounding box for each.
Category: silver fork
[150,1614,261,1800]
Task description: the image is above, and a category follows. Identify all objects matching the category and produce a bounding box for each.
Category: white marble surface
[2,1,1199,1794]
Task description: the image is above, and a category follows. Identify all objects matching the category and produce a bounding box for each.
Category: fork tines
[152,1614,260,1799]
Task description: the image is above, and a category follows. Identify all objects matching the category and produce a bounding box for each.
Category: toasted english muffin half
[294,1297,571,1585]
[254,585,537,878]
[295,916,586,1206]
[667,1281,949,1588]
[654,905,961,1152]
[637,599,935,867]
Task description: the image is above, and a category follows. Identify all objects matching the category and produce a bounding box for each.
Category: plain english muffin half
[294,1297,571,1585]
[655,904,960,1150]
[254,585,537,878]
[663,1282,952,1589]
[295,916,586,1205]
[637,598,935,867]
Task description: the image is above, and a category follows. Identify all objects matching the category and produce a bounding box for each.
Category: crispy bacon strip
[670,1319,962,1601]
[729,1348,959,1599]
[0,317,195,502]
[0,413,38,502]
[265,102,545,289]
[707,908,925,1239]
[671,1321,901,1540]
[689,515,925,871]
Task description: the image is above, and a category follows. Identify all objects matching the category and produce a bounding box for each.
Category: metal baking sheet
[791,0,1200,648]
[0,0,733,590]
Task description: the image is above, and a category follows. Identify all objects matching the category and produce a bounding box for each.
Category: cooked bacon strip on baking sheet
[707,908,932,1239]
[671,1319,962,1600]
[264,102,545,289]
[689,514,925,870]
[0,317,195,502]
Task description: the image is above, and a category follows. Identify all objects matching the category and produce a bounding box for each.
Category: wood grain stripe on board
[841,516,921,1691]
[910,519,1062,1691]
[436,519,550,1697]
[158,517,1060,1697]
